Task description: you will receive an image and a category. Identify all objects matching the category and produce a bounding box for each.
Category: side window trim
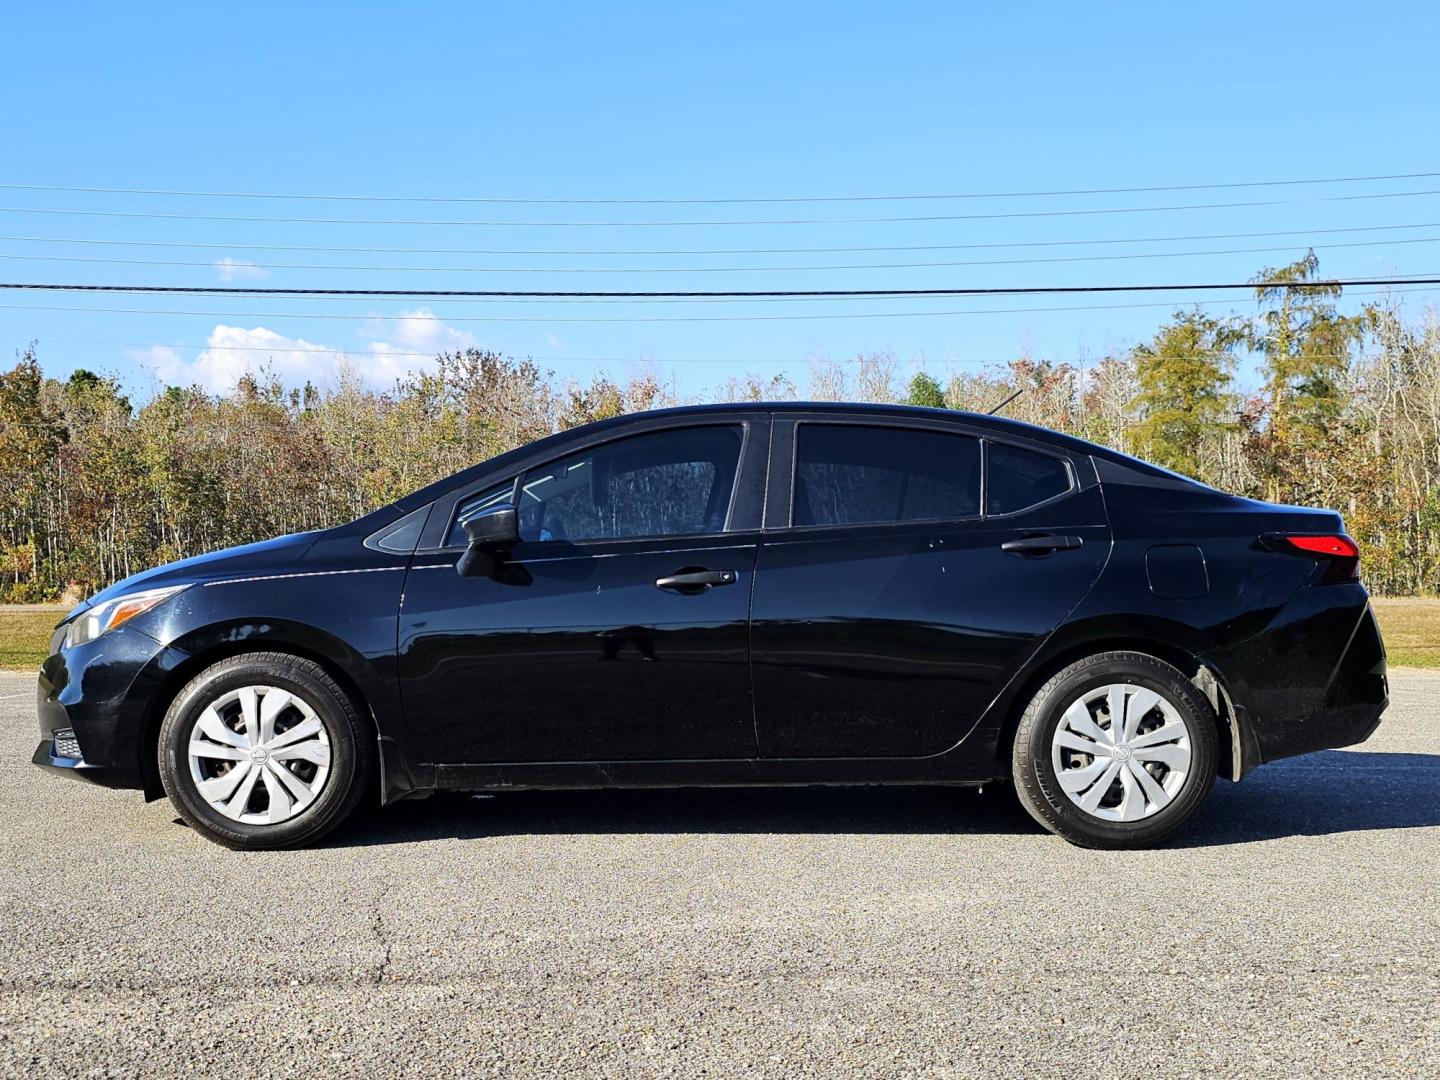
[432,421,752,551]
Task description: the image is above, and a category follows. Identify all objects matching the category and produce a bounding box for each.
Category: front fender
[162,618,400,733]
[154,617,430,803]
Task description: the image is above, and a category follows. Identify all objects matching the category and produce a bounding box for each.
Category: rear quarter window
[986,443,1073,515]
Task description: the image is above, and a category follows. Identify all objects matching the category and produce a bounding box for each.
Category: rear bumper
[1247,597,1389,766]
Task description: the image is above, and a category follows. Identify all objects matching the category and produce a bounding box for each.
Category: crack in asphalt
[371,881,393,986]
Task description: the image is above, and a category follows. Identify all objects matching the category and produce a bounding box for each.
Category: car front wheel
[158,652,373,849]
[1012,651,1218,849]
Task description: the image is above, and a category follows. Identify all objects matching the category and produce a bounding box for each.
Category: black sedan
[32,402,1388,849]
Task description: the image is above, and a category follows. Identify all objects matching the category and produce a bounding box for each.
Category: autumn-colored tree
[1076,355,1138,453]
[3,264,1440,598]
[720,372,795,403]
[559,375,625,430]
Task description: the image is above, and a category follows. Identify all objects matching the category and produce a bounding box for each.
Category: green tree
[904,371,945,408]
[0,345,66,597]
[1252,250,1362,440]
[1130,310,1243,479]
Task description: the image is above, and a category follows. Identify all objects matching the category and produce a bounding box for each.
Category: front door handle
[1001,534,1084,556]
[655,568,737,593]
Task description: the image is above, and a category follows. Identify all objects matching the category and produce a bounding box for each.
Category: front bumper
[30,727,137,789]
[33,626,191,797]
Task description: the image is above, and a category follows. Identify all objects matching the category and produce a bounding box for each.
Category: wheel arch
[988,618,1255,782]
[136,619,415,801]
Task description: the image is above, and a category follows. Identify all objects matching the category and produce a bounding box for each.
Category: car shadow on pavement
[1176,750,1440,847]
[328,749,1440,849]
[338,783,1043,846]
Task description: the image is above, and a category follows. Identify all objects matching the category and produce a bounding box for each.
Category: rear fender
[975,612,1258,781]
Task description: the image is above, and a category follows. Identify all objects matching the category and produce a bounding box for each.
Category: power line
[2,276,1436,300]
[24,339,652,363]
[2,188,1439,228]
[12,293,996,309]
[3,233,1439,276]
[4,220,1436,258]
[26,342,642,364]
[26,338,1376,362]
[3,169,1437,204]
[4,284,1433,324]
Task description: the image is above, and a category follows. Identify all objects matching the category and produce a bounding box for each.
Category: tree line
[2,253,1437,600]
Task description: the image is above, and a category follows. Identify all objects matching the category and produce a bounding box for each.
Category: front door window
[518,425,743,543]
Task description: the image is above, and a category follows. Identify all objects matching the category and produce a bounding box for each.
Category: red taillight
[1265,533,1361,582]
[1283,534,1360,558]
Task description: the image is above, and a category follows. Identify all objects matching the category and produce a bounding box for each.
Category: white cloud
[363,307,478,382]
[365,307,478,354]
[215,258,270,282]
[125,345,186,384]
[131,326,347,393]
[198,326,347,390]
[131,310,487,393]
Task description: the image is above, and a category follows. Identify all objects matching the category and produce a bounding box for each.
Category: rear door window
[793,424,981,526]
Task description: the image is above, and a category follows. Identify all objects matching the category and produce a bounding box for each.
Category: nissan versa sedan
[32,402,1388,850]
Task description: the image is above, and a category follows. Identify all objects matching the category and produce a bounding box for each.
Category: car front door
[750,415,1110,759]
[398,416,768,763]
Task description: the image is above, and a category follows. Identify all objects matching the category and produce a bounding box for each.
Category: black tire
[1011,651,1218,849]
[158,652,374,850]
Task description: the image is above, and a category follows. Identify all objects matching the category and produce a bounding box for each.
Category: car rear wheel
[1011,651,1218,849]
[158,653,373,850]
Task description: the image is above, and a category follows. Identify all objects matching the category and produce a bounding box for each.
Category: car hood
[75,531,320,613]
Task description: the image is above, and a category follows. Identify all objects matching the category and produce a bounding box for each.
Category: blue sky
[4,1,1439,399]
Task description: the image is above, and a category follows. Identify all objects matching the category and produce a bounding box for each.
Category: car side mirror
[455,504,518,577]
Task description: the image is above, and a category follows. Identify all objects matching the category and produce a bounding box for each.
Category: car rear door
[398,414,769,764]
[750,413,1110,759]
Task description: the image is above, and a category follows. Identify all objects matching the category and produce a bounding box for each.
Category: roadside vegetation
[0,607,57,669]
[2,253,1439,601]
[1372,599,1440,668]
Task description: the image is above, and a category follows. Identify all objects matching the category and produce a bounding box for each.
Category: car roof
[570,400,1109,456]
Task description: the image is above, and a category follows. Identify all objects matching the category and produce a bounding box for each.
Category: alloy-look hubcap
[1049,683,1192,822]
[187,685,332,825]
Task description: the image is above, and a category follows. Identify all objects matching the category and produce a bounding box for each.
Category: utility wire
[27,338,1374,362]
[3,169,1437,204]
[2,188,1439,228]
[23,339,651,362]
[2,276,1436,300]
[4,220,1436,257]
[3,234,1439,275]
[4,285,1433,324]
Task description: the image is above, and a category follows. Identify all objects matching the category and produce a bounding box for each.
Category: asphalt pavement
[1,669,1437,1077]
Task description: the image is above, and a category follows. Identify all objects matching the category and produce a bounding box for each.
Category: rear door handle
[655,568,738,592]
[1001,534,1084,555]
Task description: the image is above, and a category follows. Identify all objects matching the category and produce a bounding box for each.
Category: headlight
[64,584,190,649]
